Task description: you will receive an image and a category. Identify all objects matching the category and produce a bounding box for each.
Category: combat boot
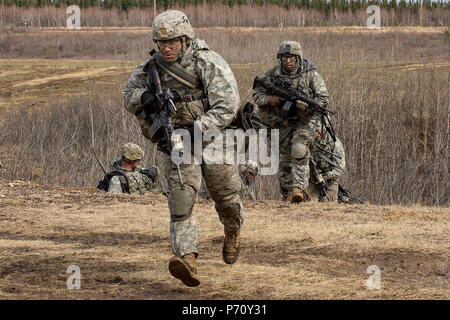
[223,227,241,264]
[302,188,311,201]
[288,187,304,203]
[168,253,200,287]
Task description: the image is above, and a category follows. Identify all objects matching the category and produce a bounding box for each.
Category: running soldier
[309,130,346,202]
[123,10,244,287]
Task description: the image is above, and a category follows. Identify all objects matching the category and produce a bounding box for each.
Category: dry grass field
[0,180,448,299]
[2,57,447,110]
[0,59,136,110]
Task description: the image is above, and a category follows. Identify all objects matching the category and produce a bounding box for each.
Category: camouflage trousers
[309,179,339,202]
[278,119,316,197]
[166,155,244,257]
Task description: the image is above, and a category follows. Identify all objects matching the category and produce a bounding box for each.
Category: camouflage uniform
[309,132,346,202]
[107,143,157,194]
[108,168,155,194]
[253,41,329,199]
[238,160,259,201]
[123,11,243,260]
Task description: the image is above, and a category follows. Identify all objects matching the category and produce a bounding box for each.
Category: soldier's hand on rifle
[266,95,285,107]
[141,91,157,114]
[295,100,308,113]
[140,166,160,183]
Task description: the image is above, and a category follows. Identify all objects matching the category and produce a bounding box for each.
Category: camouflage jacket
[108,167,154,194]
[238,163,259,201]
[123,38,240,133]
[240,179,257,201]
[313,135,346,181]
[252,59,329,127]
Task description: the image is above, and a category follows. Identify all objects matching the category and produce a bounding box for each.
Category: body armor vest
[153,46,208,129]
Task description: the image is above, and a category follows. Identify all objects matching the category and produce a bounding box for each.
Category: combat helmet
[122,143,144,161]
[277,40,303,59]
[152,10,195,41]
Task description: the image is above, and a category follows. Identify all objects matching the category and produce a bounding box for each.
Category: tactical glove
[314,130,322,142]
[141,91,156,114]
[266,95,285,107]
[140,166,160,183]
[295,100,308,113]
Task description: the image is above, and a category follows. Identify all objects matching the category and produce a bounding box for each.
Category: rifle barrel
[254,76,334,116]
[315,143,342,159]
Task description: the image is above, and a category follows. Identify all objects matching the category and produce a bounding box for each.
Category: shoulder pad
[267,65,280,76]
[300,59,316,73]
[107,170,124,178]
[191,39,211,60]
[192,38,210,51]
[142,58,153,73]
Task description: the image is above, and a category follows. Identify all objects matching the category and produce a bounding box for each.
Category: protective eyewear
[156,38,182,49]
[281,55,297,62]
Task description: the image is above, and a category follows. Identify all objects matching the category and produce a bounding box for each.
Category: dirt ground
[0,180,448,299]
[0,59,137,110]
[0,27,448,300]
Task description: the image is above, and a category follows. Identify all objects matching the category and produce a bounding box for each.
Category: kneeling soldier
[309,130,346,202]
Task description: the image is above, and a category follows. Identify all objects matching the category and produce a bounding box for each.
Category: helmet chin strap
[178,36,190,61]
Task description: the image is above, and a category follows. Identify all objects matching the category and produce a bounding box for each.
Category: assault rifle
[139,167,159,183]
[312,143,364,204]
[253,76,333,117]
[145,49,185,190]
[338,185,364,204]
[91,146,107,176]
[253,76,336,141]
[309,158,330,201]
[314,142,343,170]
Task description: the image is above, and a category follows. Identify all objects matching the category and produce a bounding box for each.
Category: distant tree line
[2,0,449,12]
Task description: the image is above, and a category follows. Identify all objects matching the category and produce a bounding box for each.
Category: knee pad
[291,142,309,160]
[168,185,195,222]
[216,201,242,220]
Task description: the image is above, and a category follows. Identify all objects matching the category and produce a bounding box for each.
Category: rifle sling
[315,143,342,159]
[154,53,202,89]
[317,153,342,170]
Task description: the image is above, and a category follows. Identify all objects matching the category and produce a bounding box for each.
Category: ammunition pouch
[172,98,206,128]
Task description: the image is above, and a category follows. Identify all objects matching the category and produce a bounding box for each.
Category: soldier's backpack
[96,171,130,194]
